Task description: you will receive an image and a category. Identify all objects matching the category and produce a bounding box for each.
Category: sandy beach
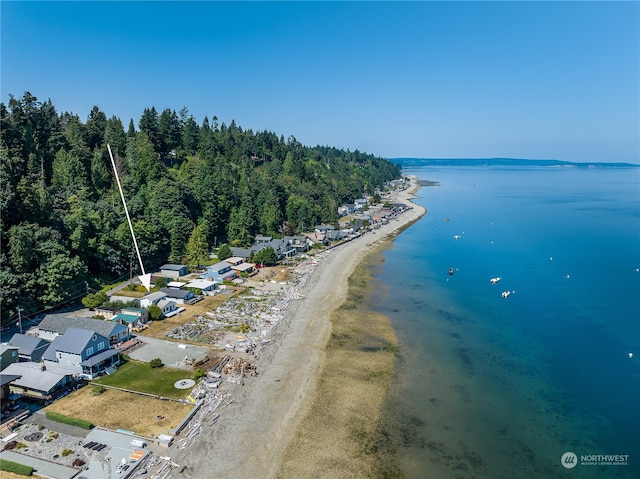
[176,178,426,478]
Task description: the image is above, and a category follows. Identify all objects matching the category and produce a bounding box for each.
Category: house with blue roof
[42,327,121,379]
[2,361,73,401]
[7,333,50,362]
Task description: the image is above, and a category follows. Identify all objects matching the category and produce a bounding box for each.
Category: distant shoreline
[390,157,640,168]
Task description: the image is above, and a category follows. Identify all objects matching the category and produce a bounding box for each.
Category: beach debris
[223,357,257,377]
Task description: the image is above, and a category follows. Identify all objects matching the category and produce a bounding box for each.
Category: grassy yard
[94,359,195,399]
[46,386,193,438]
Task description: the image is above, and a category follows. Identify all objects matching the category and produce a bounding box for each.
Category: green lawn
[95,360,195,399]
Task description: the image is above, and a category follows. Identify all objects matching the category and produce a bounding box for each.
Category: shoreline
[176,178,426,478]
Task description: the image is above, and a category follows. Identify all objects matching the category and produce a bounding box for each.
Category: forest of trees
[0,92,401,325]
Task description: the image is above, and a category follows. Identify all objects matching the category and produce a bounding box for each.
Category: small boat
[501,291,511,298]
[448,268,455,276]
[630,352,634,359]
[490,277,502,284]
[453,235,461,240]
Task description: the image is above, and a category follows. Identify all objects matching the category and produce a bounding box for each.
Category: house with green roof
[112,313,144,330]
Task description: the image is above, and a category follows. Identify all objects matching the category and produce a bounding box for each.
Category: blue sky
[2,1,638,163]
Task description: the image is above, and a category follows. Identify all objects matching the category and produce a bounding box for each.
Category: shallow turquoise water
[370,165,640,478]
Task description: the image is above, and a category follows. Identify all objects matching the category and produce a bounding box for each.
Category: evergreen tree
[217,243,232,261]
[138,107,160,152]
[186,224,209,268]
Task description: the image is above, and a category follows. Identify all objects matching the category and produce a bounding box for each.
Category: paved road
[28,410,91,439]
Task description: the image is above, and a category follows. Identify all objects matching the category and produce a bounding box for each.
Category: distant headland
[389,158,640,168]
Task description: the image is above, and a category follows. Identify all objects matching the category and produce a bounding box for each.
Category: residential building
[156,299,178,317]
[37,315,129,345]
[42,327,120,379]
[159,264,189,279]
[93,306,119,319]
[139,291,168,309]
[231,262,256,276]
[2,361,73,401]
[7,333,50,362]
[338,204,355,216]
[1,371,21,404]
[184,279,216,293]
[203,262,237,283]
[112,313,144,330]
[0,344,20,371]
[254,235,273,244]
[159,288,195,304]
[283,235,311,253]
[120,307,149,323]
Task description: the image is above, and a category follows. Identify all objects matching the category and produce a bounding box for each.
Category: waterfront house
[159,287,195,304]
[262,239,295,259]
[283,235,311,253]
[231,262,256,276]
[203,261,237,283]
[157,299,178,317]
[185,279,217,294]
[42,327,121,379]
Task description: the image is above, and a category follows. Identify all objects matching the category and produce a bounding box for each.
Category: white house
[157,299,178,317]
[139,291,168,309]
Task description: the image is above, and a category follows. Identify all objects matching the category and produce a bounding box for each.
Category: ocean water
[369,165,640,478]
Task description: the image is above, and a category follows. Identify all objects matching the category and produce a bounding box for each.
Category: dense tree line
[0,92,400,323]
